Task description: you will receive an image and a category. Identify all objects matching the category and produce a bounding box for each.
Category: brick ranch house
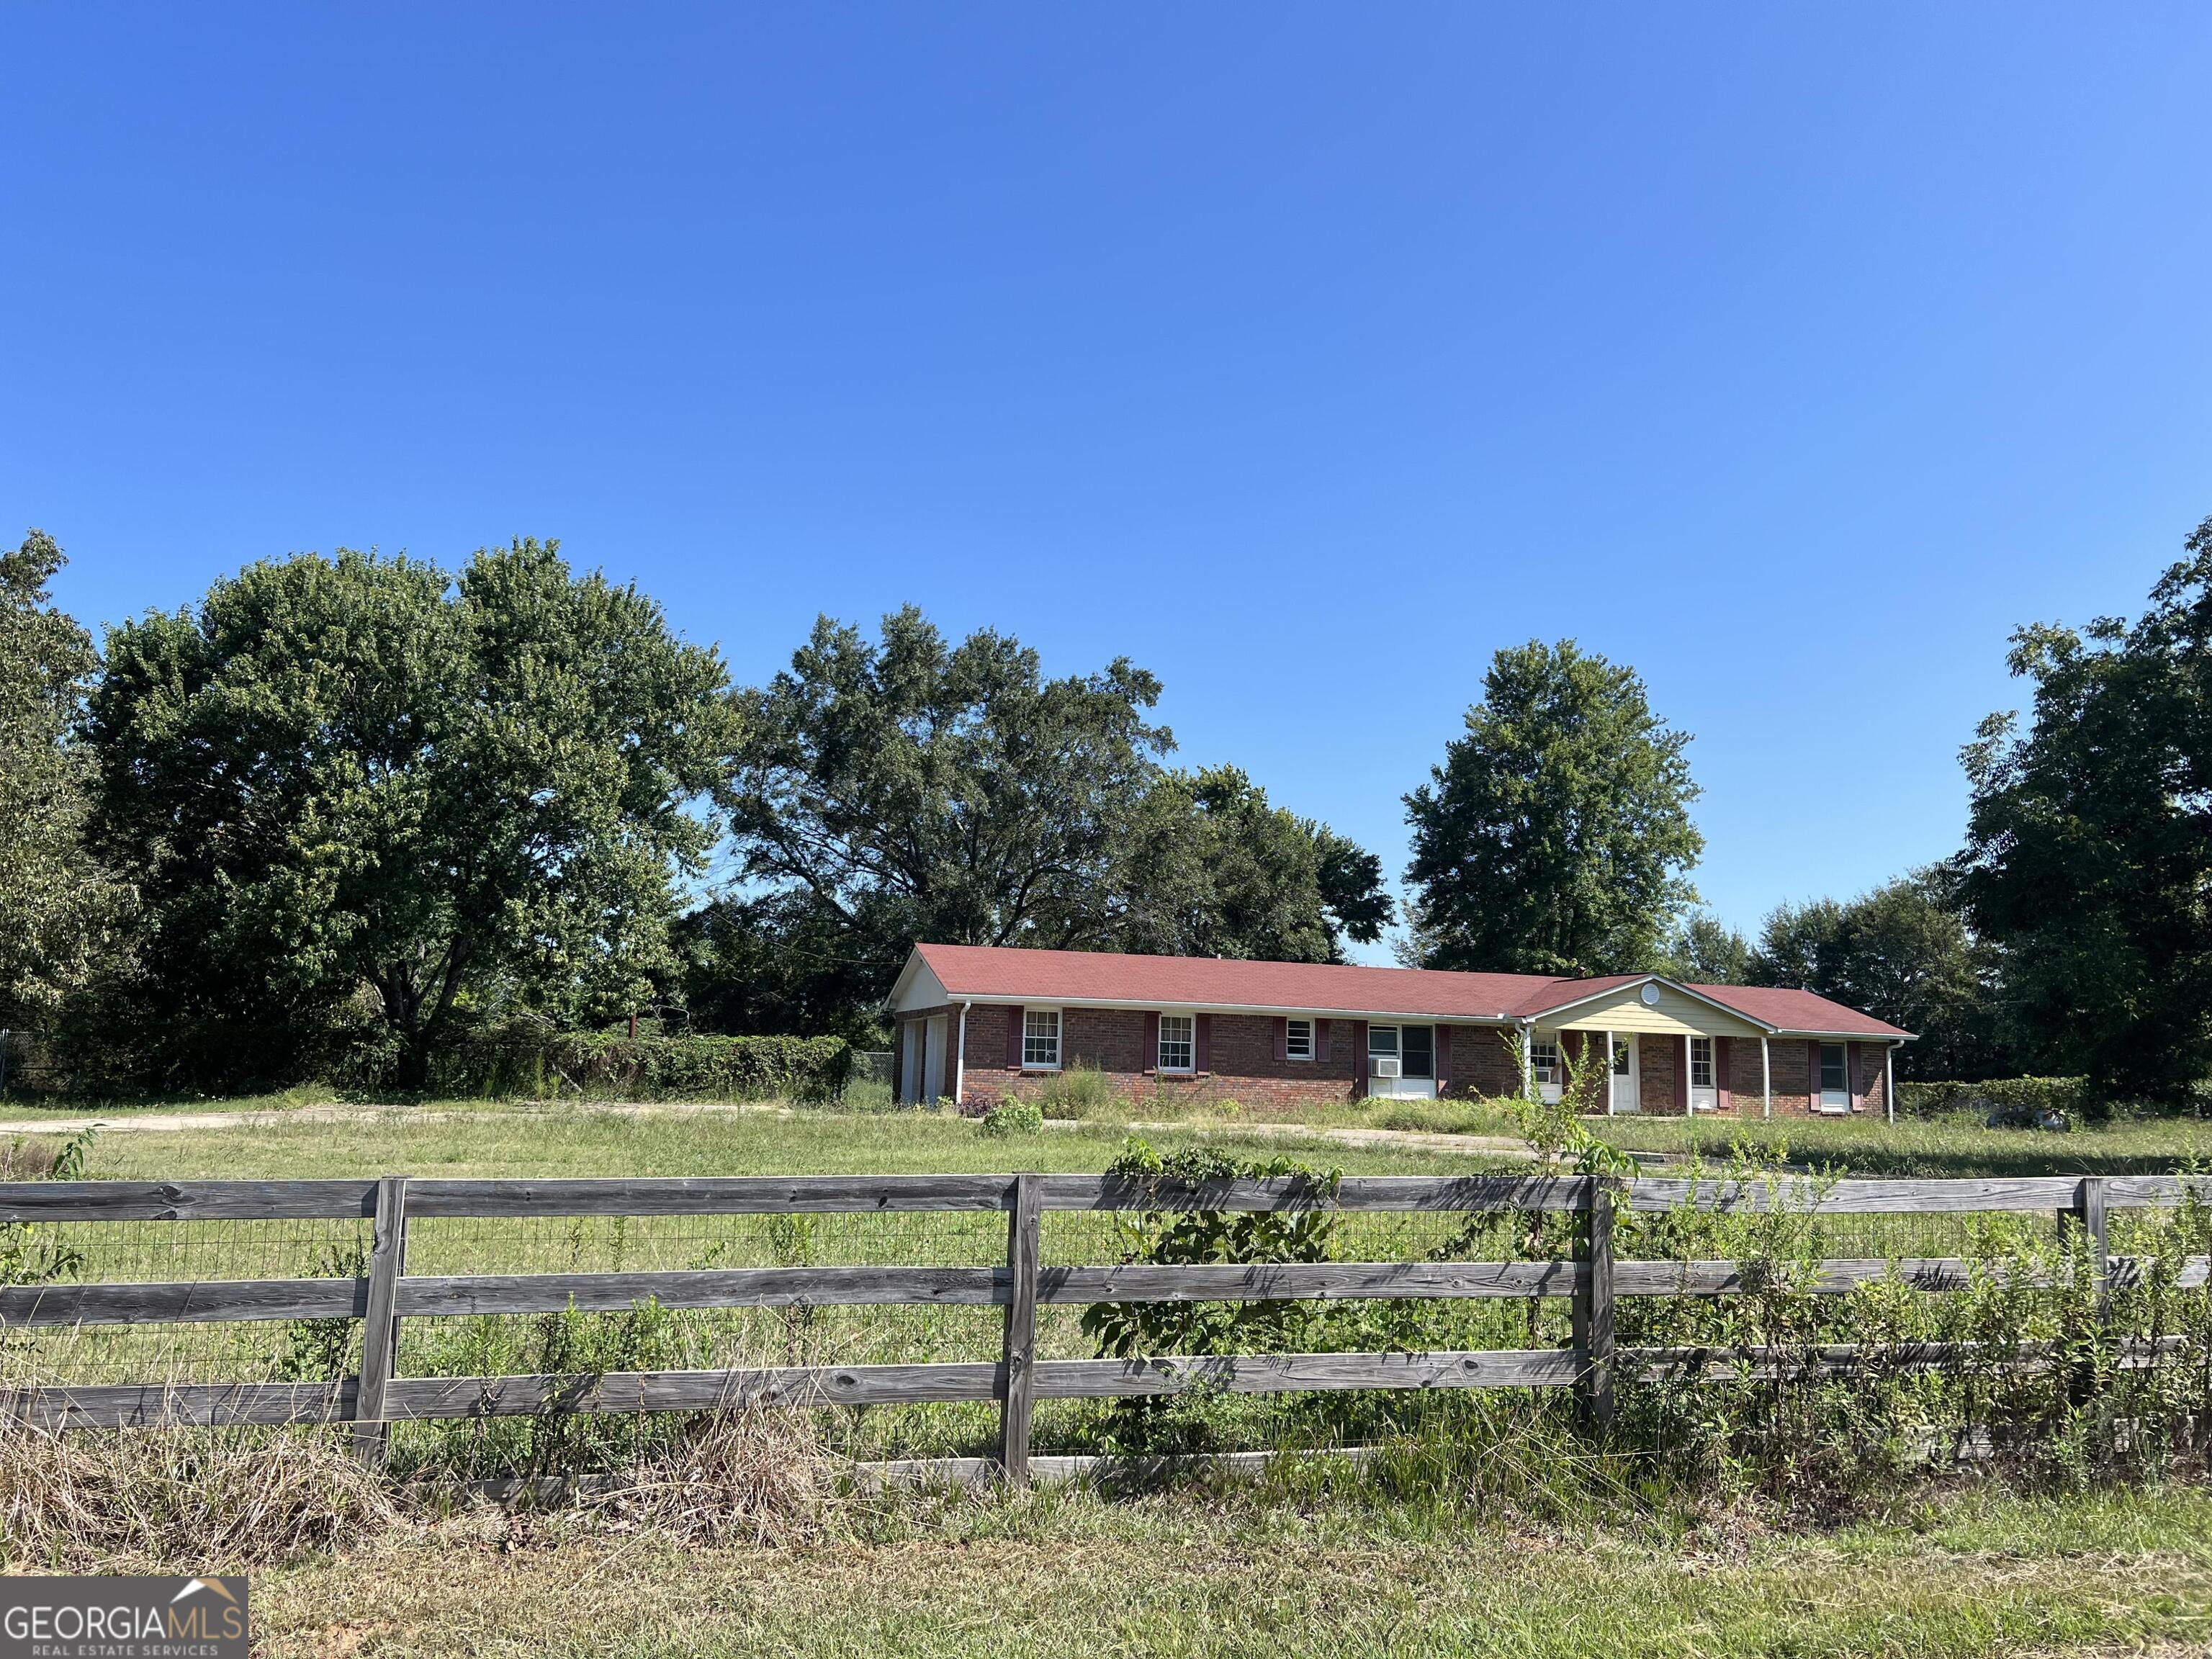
[889,943,1914,1120]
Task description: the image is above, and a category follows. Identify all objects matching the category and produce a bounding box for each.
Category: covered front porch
[1521,979,1899,1120]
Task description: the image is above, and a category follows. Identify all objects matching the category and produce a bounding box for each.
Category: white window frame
[1022,1008,1062,1071]
[1285,1017,1314,1061]
[1157,1013,1196,1074]
[1529,1039,1560,1084]
[1689,1036,1714,1090]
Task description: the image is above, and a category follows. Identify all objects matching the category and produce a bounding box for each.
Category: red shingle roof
[906,943,1912,1039]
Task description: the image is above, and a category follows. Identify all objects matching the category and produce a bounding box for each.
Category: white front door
[1609,1035,1640,1114]
[924,1015,948,1104]
[1817,1042,1850,1112]
[1689,1035,1719,1113]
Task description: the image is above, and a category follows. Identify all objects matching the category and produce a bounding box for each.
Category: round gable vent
[1640,982,1662,1006]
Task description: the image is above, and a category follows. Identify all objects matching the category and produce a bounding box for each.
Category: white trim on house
[1285,1017,1315,1061]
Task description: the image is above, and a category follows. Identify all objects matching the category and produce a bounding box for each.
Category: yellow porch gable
[1534,981,1766,1040]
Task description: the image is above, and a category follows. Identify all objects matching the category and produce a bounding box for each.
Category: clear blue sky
[5,5,2208,961]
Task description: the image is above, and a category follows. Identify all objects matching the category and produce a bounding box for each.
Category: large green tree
[1750,870,2005,1081]
[1404,639,1703,975]
[87,541,733,1087]
[711,609,1390,1028]
[1112,765,1392,963]
[722,606,1174,959]
[0,531,129,1028]
[1953,516,2212,1100]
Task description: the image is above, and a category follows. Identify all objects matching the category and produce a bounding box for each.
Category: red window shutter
[1676,1035,1689,1112]
[1005,1007,1025,1070]
[1316,1018,1331,1061]
[1273,1018,1287,1062]
[1352,1020,1368,1099]
[1807,1039,1820,1110]
[1143,1011,1160,1074]
[1716,1035,1732,1112]
[1195,1012,1212,1074]
[1435,1025,1452,1089]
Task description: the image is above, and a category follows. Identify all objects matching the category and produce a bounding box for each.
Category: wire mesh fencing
[1,1171,2209,1473]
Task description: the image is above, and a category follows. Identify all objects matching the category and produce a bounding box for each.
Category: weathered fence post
[1574,1177,1616,1428]
[2077,1176,2110,1332]
[997,1172,1042,1483]
[353,1174,409,1466]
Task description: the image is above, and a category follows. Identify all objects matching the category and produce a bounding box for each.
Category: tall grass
[0,1420,397,1569]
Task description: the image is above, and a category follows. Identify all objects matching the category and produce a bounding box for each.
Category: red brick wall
[1439,1028,1522,1100]
[938,1006,1537,1111]
[1637,1035,1682,1116]
[914,1004,1899,1120]
[1721,1035,1845,1118]
[1851,1041,1892,1115]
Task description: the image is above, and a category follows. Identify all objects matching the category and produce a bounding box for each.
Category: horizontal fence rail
[1,1172,2209,1472]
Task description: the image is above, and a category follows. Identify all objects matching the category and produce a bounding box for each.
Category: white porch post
[954,1002,969,1108]
[1761,1036,1772,1121]
[1604,1028,1616,1115]
[1885,1042,1896,1126]
[1520,1020,1534,1100]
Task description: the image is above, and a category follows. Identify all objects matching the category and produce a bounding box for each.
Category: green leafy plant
[977,1100,1044,1138]
[274,1238,368,1382]
[1082,1142,1340,1362]
[0,1128,94,1287]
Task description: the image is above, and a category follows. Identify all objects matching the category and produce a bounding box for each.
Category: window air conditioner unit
[1371,1056,1401,1079]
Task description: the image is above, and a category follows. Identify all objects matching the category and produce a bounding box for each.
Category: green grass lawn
[28,1100,1520,1184]
[1556,1108,2212,1179]
[16,1085,2208,1182]
[254,1478,2212,1658]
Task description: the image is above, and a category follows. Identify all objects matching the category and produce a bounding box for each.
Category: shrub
[977,1100,1044,1138]
[1027,1060,1120,1120]
[430,1027,853,1103]
[1897,1076,2090,1125]
[1082,1141,1340,1362]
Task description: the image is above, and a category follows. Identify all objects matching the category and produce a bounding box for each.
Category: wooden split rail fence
[1,1172,2208,1479]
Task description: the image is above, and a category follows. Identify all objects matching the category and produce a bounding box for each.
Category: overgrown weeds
[572,1404,834,1547]
[0,1419,400,1570]
[1002,1061,1120,1122]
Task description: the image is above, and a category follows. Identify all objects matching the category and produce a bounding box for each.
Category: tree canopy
[0,531,127,1026]
[86,541,733,1086]
[706,609,1391,1030]
[1656,910,1751,985]
[1111,765,1392,963]
[1750,871,2002,1081]
[1953,516,2212,1099]
[1404,639,1703,976]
